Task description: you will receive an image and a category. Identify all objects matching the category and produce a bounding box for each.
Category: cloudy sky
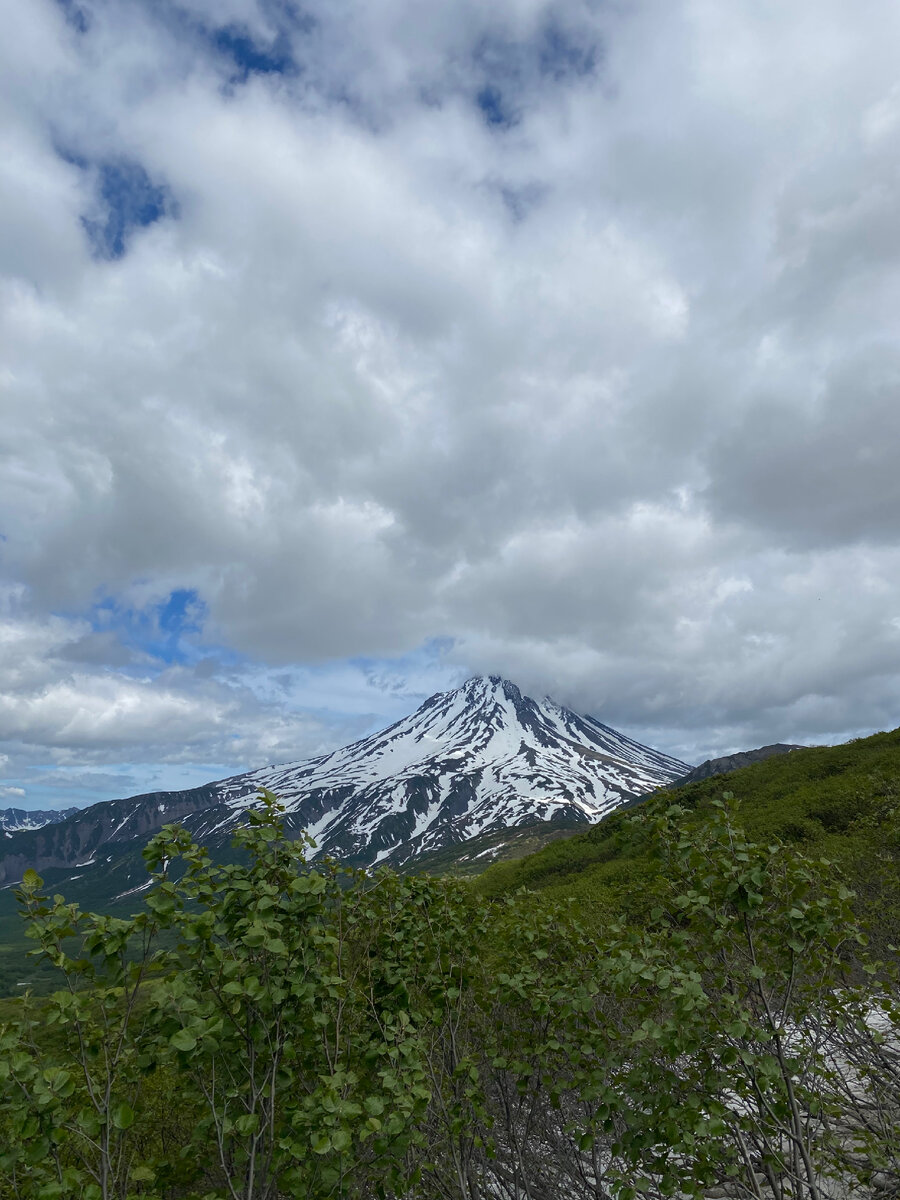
[3,0,900,810]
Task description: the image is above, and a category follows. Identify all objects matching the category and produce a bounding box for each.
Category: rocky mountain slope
[0,676,689,893]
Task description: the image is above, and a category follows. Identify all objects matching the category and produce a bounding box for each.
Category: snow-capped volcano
[0,678,690,889]
[187,675,690,866]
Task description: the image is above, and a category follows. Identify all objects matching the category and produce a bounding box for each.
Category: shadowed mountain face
[0,677,689,895]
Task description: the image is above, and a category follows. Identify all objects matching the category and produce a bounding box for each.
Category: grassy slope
[474,728,900,948]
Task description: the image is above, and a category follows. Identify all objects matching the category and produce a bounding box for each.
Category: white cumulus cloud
[3,0,900,804]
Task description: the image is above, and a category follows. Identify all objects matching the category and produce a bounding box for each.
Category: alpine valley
[0,677,689,907]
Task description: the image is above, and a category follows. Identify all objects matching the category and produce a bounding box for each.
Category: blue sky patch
[90,588,207,666]
[81,159,174,260]
[213,24,297,82]
[477,86,513,128]
[135,1,311,86]
[472,22,599,128]
[55,0,90,34]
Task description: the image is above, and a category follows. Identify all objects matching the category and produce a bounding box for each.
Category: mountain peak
[200,676,690,866]
[459,674,521,699]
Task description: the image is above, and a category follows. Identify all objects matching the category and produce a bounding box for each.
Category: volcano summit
[0,677,689,897]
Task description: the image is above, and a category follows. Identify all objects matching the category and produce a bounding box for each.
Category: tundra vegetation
[0,786,899,1200]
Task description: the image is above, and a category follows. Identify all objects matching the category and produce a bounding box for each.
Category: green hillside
[475,726,900,947]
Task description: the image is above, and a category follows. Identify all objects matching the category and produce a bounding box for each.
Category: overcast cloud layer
[4,0,900,809]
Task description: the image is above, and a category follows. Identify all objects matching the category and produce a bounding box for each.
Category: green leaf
[111,1101,134,1131]
[170,1029,197,1052]
[331,1128,351,1152]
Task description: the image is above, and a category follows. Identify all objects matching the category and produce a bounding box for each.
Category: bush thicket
[1,791,898,1200]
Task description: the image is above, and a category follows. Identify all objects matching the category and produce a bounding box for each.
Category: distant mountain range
[1,807,78,833]
[0,677,689,899]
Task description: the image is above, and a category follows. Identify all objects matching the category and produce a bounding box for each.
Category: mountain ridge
[669,743,806,787]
